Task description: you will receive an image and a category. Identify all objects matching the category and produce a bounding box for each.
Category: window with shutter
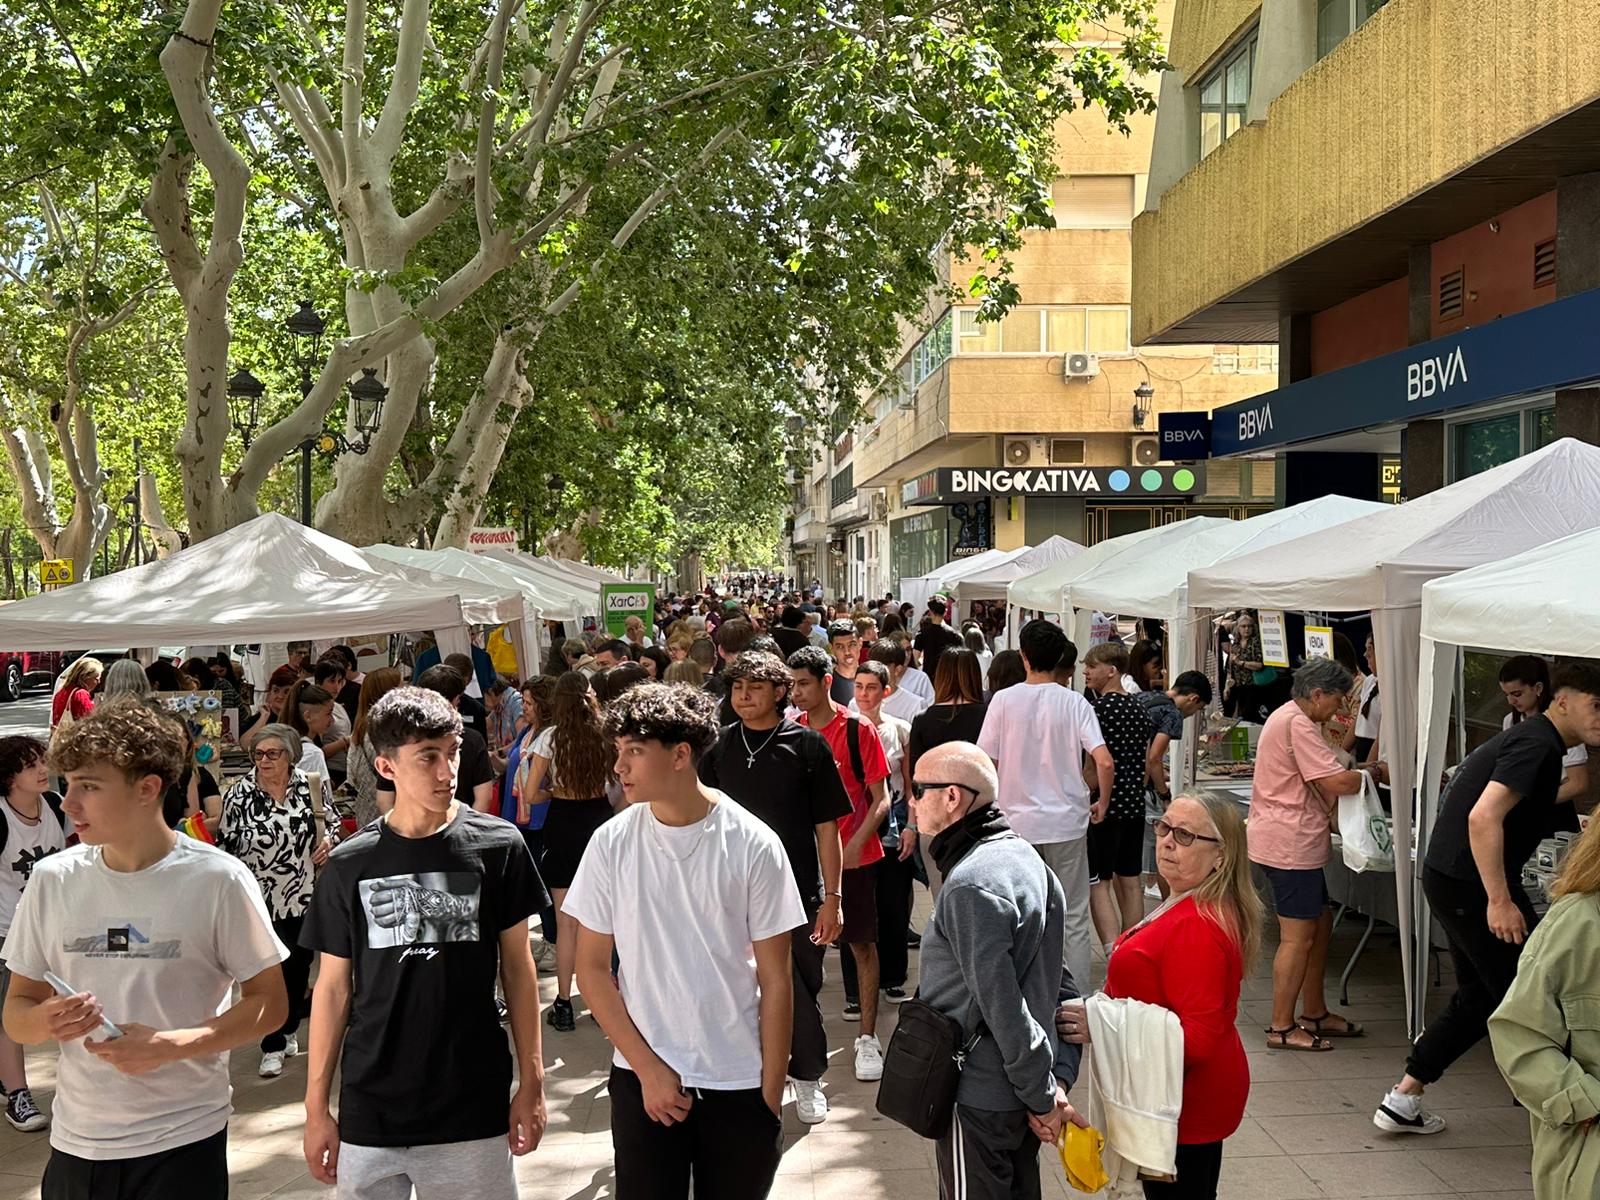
[1051,176,1135,229]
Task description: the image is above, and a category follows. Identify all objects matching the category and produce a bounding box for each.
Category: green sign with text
[601,583,656,638]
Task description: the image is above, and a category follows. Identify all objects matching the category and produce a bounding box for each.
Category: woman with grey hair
[98,658,153,700]
[1249,657,1386,1052]
[218,721,340,1079]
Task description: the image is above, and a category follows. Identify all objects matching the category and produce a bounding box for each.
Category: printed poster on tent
[1258,610,1290,668]
[601,583,655,638]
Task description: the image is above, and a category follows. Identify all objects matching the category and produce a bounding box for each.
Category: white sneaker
[259,1050,286,1078]
[283,1035,300,1058]
[535,942,557,971]
[1373,1090,1446,1135]
[792,1078,828,1125]
[854,1034,884,1082]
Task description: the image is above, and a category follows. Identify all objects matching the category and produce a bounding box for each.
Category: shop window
[1198,31,1256,158]
[1531,405,1558,450]
[1449,404,1557,482]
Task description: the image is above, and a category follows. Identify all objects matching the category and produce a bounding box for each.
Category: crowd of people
[6,581,1600,1200]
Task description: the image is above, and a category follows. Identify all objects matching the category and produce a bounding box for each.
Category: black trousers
[789,912,829,1081]
[935,1104,1041,1200]
[43,1128,227,1200]
[609,1065,782,1200]
[1407,866,1537,1084]
[1142,1141,1224,1200]
[840,853,915,997]
[264,915,310,1053]
[520,827,558,943]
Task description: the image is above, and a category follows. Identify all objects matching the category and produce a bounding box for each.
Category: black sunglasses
[911,781,979,799]
[1154,818,1220,847]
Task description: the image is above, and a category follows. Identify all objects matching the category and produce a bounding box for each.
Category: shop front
[1207,284,1600,494]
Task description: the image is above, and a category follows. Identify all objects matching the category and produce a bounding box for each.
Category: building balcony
[1134,0,1600,345]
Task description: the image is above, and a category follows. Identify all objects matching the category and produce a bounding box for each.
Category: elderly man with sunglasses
[910,741,1085,1200]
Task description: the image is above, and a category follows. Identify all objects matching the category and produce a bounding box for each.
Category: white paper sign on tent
[1259,610,1289,667]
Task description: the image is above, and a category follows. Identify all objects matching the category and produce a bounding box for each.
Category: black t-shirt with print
[699,720,853,909]
[373,727,495,804]
[300,805,547,1146]
[1087,689,1154,820]
[913,623,962,679]
[1425,715,1569,889]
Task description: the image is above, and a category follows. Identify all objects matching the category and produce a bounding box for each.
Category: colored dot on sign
[1141,469,1163,491]
[1108,470,1131,492]
[1173,468,1196,490]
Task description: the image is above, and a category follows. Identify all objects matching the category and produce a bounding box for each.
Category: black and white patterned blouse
[1087,689,1155,821]
[219,767,341,921]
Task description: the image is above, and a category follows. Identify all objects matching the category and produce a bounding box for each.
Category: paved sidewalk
[0,913,1534,1199]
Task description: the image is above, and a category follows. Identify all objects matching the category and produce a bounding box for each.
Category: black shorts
[1257,863,1331,921]
[841,865,879,945]
[542,797,613,889]
[43,1128,227,1200]
[1088,814,1145,881]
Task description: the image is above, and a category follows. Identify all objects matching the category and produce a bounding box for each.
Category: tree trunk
[432,331,528,548]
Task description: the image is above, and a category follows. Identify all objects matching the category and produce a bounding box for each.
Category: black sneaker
[546,998,576,1032]
[5,1088,47,1132]
[884,986,909,1003]
[905,927,922,948]
[842,999,861,1020]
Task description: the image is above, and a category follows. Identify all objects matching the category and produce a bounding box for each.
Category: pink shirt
[1248,700,1343,870]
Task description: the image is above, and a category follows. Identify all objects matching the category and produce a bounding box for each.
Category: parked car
[0,650,65,702]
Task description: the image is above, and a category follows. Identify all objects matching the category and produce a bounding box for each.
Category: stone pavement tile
[1241,1050,1321,1083]
[800,1127,934,1172]
[812,1167,935,1199]
[1327,1070,1520,1113]
[1215,1153,1326,1200]
[769,1172,816,1200]
[1295,1150,1453,1197]
[1410,1146,1537,1193]
[0,1134,52,1181]
[1223,1115,1287,1158]
[0,1172,37,1200]
[1258,1104,1528,1157]
[228,1147,315,1198]
[1246,1078,1363,1118]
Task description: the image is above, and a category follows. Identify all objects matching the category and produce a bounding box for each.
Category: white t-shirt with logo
[0,797,68,938]
[978,681,1106,844]
[4,838,287,1160]
[561,792,805,1089]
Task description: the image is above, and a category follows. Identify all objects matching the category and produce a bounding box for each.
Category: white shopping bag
[1338,773,1394,873]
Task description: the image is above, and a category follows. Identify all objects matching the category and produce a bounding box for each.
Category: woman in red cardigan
[1058,791,1262,1199]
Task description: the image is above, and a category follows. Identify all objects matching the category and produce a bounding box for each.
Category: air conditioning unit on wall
[1004,437,1046,467]
[1063,353,1100,380]
[1130,436,1162,466]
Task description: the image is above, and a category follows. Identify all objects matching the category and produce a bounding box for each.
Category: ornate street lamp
[227,367,265,448]
[1132,380,1155,429]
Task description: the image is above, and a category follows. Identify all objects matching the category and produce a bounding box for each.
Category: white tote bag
[1338,772,1395,873]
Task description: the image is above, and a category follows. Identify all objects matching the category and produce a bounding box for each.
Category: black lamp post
[227,368,264,448]
[285,301,326,524]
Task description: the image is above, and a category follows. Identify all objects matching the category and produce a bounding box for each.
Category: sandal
[1266,1024,1333,1052]
[1298,1010,1365,1038]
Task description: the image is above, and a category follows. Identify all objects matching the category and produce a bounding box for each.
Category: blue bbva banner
[1209,285,1600,456]
[1157,412,1212,460]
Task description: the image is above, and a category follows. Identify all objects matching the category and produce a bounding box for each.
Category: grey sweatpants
[1033,837,1091,999]
[935,1104,1043,1200]
[337,1135,516,1200]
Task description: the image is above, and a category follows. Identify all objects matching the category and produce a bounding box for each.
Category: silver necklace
[646,799,717,862]
[739,722,782,769]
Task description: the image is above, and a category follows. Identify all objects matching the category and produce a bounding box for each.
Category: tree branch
[371,0,432,165]
[400,155,473,248]
[474,0,518,245]
[142,141,203,296]
[341,0,368,153]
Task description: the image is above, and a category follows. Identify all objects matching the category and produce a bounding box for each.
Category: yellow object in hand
[1058,1123,1110,1193]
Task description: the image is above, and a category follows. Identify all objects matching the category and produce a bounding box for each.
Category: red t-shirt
[52,687,93,727]
[1106,896,1248,1145]
[800,708,890,867]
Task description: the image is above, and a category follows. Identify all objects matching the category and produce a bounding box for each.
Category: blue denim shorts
[1257,863,1330,921]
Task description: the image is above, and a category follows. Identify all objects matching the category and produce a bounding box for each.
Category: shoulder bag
[875,999,985,1139]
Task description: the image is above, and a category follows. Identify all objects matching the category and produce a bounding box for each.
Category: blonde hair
[1553,819,1600,898]
[1182,791,1265,974]
[58,656,104,695]
[664,660,703,685]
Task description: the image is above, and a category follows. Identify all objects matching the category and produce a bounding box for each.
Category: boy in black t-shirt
[700,652,851,1126]
[301,687,548,1198]
[1374,658,1600,1138]
[372,666,498,813]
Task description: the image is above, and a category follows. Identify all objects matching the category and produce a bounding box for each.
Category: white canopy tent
[950,535,1087,604]
[540,556,627,586]
[482,549,604,625]
[899,547,1026,615]
[1415,522,1600,1030]
[1187,438,1600,1034]
[0,513,527,664]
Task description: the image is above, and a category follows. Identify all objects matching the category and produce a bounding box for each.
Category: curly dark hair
[549,672,614,798]
[604,683,720,763]
[48,698,188,788]
[723,651,792,688]
[366,686,463,759]
[0,736,48,797]
[786,644,833,683]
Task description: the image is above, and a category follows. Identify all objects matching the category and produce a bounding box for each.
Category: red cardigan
[1105,896,1249,1145]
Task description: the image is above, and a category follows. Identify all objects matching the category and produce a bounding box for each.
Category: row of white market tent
[0,512,628,680]
[992,436,1600,1038]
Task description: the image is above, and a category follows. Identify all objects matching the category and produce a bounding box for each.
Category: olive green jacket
[1488,892,1600,1200]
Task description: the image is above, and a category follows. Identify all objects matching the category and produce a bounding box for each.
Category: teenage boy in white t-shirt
[2,699,289,1200]
[565,683,805,1199]
[977,619,1112,1000]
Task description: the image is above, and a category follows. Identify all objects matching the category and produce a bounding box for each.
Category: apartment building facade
[1135,0,1600,498]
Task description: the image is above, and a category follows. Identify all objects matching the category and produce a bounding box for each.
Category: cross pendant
[746,754,757,768]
